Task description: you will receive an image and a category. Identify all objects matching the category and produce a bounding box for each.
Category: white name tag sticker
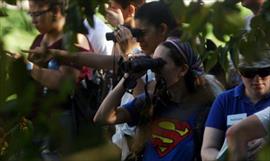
[227,113,247,126]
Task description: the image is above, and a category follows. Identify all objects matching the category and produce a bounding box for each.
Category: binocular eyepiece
[120,56,166,73]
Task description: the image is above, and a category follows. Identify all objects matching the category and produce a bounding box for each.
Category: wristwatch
[26,62,34,71]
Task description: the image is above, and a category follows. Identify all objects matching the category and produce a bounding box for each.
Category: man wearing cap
[201,52,270,161]
[226,106,270,161]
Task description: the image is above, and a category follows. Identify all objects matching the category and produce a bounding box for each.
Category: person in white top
[226,106,270,161]
[256,107,270,133]
[105,1,147,160]
[84,15,114,55]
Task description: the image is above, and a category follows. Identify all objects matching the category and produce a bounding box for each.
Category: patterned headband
[164,37,204,76]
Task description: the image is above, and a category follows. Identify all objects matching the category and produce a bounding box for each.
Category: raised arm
[201,127,224,161]
[28,48,121,70]
[226,114,267,161]
[29,33,91,90]
[93,75,132,125]
[30,64,79,90]
[54,50,120,70]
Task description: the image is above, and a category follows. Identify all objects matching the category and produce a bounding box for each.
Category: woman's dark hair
[29,0,66,14]
[114,0,145,9]
[135,1,179,35]
[129,41,212,159]
[163,41,198,92]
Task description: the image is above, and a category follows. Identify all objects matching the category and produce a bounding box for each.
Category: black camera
[106,28,144,42]
[120,56,166,73]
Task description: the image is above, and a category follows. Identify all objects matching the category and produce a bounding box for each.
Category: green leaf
[218,46,229,71]
[164,0,187,25]
[65,2,88,34]
[211,2,244,41]
[62,30,77,52]
[4,0,17,5]
[186,3,210,37]
[204,51,218,72]
[0,8,8,17]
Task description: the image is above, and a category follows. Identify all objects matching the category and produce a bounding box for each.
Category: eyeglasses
[28,8,51,18]
[239,67,270,78]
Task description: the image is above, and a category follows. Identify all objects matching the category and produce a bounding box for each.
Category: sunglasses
[239,67,270,78]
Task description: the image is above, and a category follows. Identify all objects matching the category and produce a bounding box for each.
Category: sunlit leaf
[0,8,8,17]
[258,144,270,161]
[185,2,210,37]
[204,51,218,72]
[211,2,244,41]
[218,46,229,71]
[4,0,17,5]
[1,0,270,160]
[62,30,77,52]
[164,0,187,24]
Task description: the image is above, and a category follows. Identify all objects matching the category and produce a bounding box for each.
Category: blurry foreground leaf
[4,0,17,5]
[0,7,8,17]
[211,2,244,41]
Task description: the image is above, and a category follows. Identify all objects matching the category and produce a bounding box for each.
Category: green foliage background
[0,8,37,53]
[0,0,270,160]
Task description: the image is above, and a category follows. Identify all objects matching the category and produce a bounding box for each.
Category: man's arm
[27,47,121,70]
[31,64,79,90]
[226,115,267,161]
[201,127,224,161]
[54,51,119,70]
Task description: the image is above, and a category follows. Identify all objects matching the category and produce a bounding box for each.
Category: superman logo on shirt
[151,119,192,157]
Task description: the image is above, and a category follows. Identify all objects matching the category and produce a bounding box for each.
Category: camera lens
[120,57,166,73]
[106,28,144,41]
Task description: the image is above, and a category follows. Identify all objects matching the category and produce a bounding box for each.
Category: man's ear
[178,64,189,78]
[159,23,169,38]
[127,4,136,17]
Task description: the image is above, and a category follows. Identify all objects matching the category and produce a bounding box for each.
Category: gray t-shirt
[255,106,270,133]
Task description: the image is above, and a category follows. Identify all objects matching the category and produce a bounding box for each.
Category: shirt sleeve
[122,94,146,126]
[255,106,270,133]
[205,93,227,131]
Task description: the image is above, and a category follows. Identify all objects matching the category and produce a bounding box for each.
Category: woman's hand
[5,50,35,70]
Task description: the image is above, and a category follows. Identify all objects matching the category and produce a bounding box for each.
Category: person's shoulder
[76,33,92,51]
[85,15,112,33]
[83,16,113,55]
[134,93,147,103]
[93,15,112,31]
[216,87,235,98]
[220,87,235,96]
[203,74,224,96]
[214,85,240,103]
[30,34,44,49]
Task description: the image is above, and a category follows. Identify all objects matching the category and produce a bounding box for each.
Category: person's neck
[245,89,265,104]
[44,31,62,46]
[167,79,189,104]
[44,18,65,45]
